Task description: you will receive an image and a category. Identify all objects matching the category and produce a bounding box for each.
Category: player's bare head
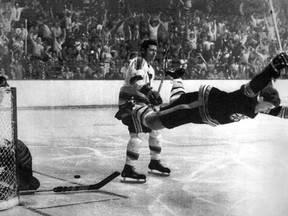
[140,40,158,62]
[0,76,9,88]
[259,85,280,107]
[141,40,157,54]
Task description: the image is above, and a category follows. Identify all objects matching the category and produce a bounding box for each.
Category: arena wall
[9,80,288,108]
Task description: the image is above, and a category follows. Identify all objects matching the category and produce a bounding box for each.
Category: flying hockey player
[118,52,288,131]
[115,39,170,183]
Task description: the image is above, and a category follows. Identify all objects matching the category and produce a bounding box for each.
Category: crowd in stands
[0,0,288,80]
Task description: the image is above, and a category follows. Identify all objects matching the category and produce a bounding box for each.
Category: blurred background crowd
[0,0,288,80]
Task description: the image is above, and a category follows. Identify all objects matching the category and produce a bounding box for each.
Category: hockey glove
[270,52,288,77]
[140,84,163,106]
[147,90,162,106]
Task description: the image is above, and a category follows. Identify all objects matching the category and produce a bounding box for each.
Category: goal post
[0,87,19,211]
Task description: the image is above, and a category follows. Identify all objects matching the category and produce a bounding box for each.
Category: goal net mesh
[0,87,19,210]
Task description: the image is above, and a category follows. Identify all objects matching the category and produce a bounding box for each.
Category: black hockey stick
[20,171,120,195]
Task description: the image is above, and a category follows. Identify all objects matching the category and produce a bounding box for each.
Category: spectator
[65,66,74,79]
[25,63,36,79]
[0,0,287,80]
[10,51,25,79]
[53,28,66,60]
[101,45,113,77]
[0,8,12,33]
[84,65,96,79]
[0,68,9,79]
[10,2,26,22]
[148,13,161,41]
[15,24,28,41]
[73,67,85,79]
[29,33,44,60]
[120,60,129,79]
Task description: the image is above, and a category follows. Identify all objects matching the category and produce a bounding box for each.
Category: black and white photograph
[1,0,288,215]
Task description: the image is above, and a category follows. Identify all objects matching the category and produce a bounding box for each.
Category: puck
[74,175,81,179]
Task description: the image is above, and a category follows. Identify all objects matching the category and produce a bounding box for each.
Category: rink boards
[9,79,288,108]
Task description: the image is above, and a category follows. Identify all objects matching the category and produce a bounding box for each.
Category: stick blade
[90,171,120,190]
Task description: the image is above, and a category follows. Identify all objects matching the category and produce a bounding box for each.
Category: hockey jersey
[199,84,288,126]
[118,57,155,106]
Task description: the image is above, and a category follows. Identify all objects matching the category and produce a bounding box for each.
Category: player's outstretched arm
[268,106,288,118]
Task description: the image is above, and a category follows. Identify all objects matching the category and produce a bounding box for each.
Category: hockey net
[0,87,19,211]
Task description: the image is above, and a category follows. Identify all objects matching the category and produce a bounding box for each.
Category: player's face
[143,45,157,63]
[255,100,275,114]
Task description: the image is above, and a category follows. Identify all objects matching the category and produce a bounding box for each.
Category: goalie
[0,139,40,192]
[0,76,40,191]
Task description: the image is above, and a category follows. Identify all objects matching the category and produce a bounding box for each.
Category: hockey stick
[157,45,170,94]
[20,171,120,195]
[268,0,282,52]
[197,53,208,65]
[268,0,282,86]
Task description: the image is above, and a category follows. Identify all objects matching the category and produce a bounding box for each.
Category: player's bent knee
[149,130,161,138]
[149,131,162,147]
[128,133,143,146]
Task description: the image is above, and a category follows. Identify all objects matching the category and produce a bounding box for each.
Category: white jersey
[119,57,155,106]
[123,57,155,86]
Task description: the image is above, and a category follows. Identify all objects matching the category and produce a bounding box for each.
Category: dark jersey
[204,85,287,125]
[207,85,258,125]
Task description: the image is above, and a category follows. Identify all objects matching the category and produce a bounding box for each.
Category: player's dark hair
[260,85,281,107]
[140,40,158,56]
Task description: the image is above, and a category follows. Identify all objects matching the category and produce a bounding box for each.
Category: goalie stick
[20,171,120,195]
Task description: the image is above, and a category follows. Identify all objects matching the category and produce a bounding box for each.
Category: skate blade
[148,170,170,177]
[120,178,146,184]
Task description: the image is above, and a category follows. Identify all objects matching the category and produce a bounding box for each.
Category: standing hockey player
[118,52,288,130]
[115,39,170,183]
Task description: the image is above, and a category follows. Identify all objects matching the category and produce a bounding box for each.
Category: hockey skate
[270,52,288,78]
[148,160,171,176]
[114,100,134,120]
[121,164,146,183]
[165,68,186,79]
